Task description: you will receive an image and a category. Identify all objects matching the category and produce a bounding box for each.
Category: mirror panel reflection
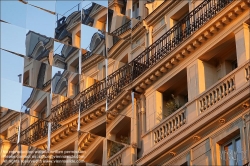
[25,30,54,65]
[106,112,131,145]
[0,78,23,112]
[78,131,105,165]
[21,86,52,121]
[86,0,108,8]
[0,108,20,144]
[81,24,105,52]
[55,1,81,18]
[0,1,27,28]
[51,66,80,98]
[26,4,55,38]
[81,1,108,31]
[107,139,130,165]
[27,0,56,13]
[79,108,106,138]
[53,41,80,74]
[55,1,81,48]
[23,57,52,92]
[0,22,26,56]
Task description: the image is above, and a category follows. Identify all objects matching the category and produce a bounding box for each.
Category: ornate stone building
[0,0,250,165]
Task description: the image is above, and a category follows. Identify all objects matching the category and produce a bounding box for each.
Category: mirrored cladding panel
[86,0,108,8]
[107,139,131,165]
[0,1,27,28]
[82,1,108,32]
[1,50,24,111]
[55,0,82,18]
[0,108,21,144]
[23,57,52,92]
[0,22,27,56]
[25,30,54,65]
[78,108,107,138]
[27,0,56,13]
[78,131,105,165]
[106,113,131,145]
[20,85,52,121]
[26,4,55,38]
[81,24,106,52]
[51,66,80,98]
[54,0,81,48]
[53,41,80,74]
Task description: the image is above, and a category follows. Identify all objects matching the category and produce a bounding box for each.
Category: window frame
[220,136,243,166]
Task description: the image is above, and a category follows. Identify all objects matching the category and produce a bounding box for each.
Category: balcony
[107,146,131,166]
[142,60,250,153]
[7,0,242,146]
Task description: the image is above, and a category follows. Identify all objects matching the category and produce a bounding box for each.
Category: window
[221,137,243,166]
[180,162,188,166]
[75,64,79,73]
[40,107,47,119]
[232,60,238,70]
[75,82,79,95]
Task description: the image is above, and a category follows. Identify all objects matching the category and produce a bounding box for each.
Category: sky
[0,0,108,114]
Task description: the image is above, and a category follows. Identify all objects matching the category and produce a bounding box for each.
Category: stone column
[140,94,146,134]
[234,23,250,66]
[136,99,142,138]
[148,26,153,47]
[102,138,107,165]
[243,110,250,163]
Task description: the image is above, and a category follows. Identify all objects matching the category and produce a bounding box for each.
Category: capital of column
[140,109,146,114]
[243,112,250,124]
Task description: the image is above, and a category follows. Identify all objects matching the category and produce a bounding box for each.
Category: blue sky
[1,50,23,111]
[0,0,108,113]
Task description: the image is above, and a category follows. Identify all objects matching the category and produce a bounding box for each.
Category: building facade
[0,0,250,165]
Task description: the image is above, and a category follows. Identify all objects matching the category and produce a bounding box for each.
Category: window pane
[224,143,234,166]
[236,138,242,166]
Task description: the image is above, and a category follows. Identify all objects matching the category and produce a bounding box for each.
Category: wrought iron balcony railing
[111,20,131,36]
[8,0,234,145]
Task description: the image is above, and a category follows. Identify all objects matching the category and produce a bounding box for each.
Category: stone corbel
[143,20,149,32]
[243,112,250,126]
